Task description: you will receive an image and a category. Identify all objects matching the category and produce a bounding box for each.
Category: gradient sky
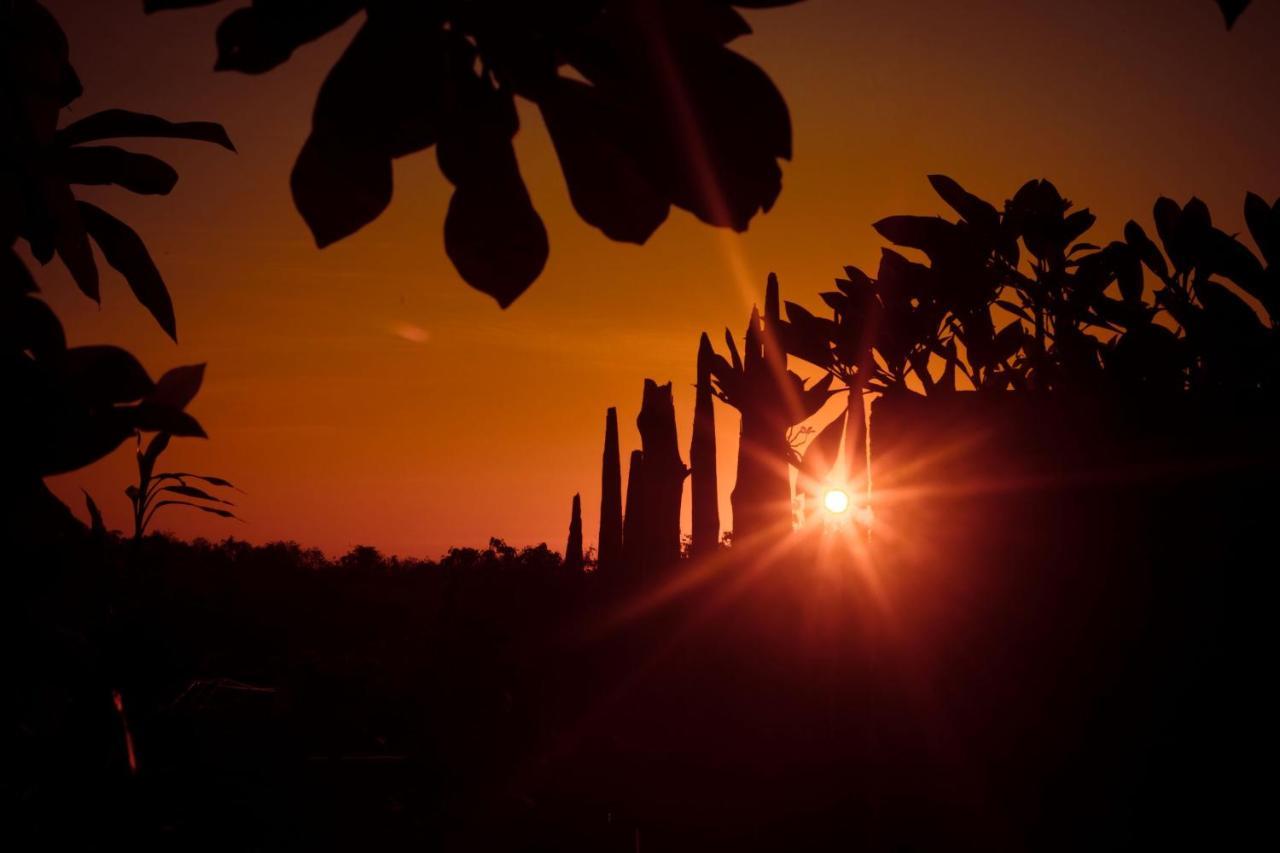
[40,0,1280,557]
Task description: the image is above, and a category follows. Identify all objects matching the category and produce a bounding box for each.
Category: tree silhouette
[564,492,584,571]
[143,0,803,307]
[597,406,623,574]
[689,333,720,555]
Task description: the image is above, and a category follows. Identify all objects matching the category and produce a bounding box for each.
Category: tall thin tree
[690,334,720,556]
[564,493,584,572]
[598,407,623,574]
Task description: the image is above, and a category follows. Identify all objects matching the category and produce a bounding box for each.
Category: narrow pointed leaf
[78,202,176,339]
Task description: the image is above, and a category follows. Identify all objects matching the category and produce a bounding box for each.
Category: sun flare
[823,488,851,514]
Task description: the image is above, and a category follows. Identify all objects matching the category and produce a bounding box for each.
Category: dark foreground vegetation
[19,383,1279,851]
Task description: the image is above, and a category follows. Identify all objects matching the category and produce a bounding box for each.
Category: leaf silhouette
[78,202,177,339]
[148,363,205,410]
[154,472,242,491]
[539,78,669,244]
[798,408,846,483]
[43,177,99,300]
[1243,192,1278,267]
[291,12,442,248]
[58,146,179,195]
[1216,0,1251,28]
[160,484,234,505]
[64,345,154,404]
[150,0,803,305]
[150,499,239,520]
[213,2,362,74]
[82,489,106,536]
[56,108,236,151]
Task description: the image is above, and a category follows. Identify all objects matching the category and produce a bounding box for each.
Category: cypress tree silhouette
[597,407,623,574]
[622,448,645,571]
[635,379,688,569]
[564,493,584,572]
[690,333,720,555]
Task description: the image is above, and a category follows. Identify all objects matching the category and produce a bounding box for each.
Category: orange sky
[40,0,1280,557]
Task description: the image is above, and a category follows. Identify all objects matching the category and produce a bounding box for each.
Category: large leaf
[64,345,153,404]
[928,174,999,233]
[57,108,235,151]
[540,77,669,244]
[291,137,391,249]
[437,37,547,307]
[1124,220,1168,279]
[78,202,176,339]
[291,13,443,248]
[59,146,179,195]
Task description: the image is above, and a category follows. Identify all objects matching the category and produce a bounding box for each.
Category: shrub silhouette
[792,176,1279,408]
[143,0,803,307]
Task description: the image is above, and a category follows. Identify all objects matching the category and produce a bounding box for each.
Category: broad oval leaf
[540,77,669,244]
[65,345,153,403]
[290,136,392,249]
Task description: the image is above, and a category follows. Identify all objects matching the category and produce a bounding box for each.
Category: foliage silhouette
[143,0,803,307]
[3,1,228,529]
[705,273,834,539]
[785,176,1279,410]
[127,426,240,541]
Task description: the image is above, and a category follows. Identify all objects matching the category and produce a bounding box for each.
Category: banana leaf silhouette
[129,428,239,540]
[144,0,803,307]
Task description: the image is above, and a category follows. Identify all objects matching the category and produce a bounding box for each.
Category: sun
[823,488,851,514]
